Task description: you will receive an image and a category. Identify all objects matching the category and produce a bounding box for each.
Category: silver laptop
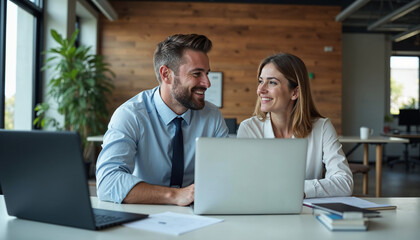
[0,130,148,230]
[194,137,308,215]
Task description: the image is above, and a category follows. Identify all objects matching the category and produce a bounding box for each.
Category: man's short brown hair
[153,34,212,83]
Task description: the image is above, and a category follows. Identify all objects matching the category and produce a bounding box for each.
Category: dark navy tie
[170,117,184,188]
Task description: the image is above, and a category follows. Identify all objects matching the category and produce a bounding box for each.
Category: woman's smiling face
[257,63,297,114]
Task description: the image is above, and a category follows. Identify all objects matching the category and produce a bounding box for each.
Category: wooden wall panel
[100,1,342,133]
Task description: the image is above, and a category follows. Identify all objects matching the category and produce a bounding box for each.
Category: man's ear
[291,86,300,100]
[159,65,172,84]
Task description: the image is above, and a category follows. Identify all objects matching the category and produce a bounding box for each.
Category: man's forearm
[122,182,194,206]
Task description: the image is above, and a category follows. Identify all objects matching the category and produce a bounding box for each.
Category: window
[5,1,35,129]
[390,56,420,115]
[0,0,43,129]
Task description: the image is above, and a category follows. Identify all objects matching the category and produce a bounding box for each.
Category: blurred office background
[1,0,420,197]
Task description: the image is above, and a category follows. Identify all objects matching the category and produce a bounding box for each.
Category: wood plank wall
[100,1,343,133]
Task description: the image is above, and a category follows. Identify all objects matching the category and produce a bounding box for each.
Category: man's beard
[171,76,206,110]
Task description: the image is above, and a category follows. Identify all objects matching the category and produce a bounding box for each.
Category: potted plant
[383,114,394,134]
[34,29,114,161]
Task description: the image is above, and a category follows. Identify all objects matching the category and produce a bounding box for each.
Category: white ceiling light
[91,0,118,21]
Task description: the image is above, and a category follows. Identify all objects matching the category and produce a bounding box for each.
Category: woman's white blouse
[237,115,353,198]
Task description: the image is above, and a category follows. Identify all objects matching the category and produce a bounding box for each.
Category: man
[96,34,229,206]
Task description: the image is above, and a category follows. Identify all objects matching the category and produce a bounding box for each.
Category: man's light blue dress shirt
[96,86,229,203]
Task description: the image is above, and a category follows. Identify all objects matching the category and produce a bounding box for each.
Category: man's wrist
[164,187,178,204]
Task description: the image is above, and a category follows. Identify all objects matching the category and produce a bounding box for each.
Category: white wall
[342,33,418,163]
[43,0,76,128]
[342,33,389,162]
[76,0,98,54]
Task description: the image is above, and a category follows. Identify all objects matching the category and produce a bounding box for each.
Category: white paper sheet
[123,211,223,235]
[303,196,395,209]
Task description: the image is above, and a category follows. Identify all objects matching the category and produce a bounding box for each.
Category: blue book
[316,213,368,231]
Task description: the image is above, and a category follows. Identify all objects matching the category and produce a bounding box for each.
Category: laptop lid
[0,130,147,230]
[194,137,308,215]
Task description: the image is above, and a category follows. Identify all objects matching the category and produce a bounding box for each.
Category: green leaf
[70,68,79,79]
[44,56,58,64]
[69,29,79,47]
[50,29,63,45]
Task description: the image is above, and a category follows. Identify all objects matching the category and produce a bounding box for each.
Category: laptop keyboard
[94,214,122,225]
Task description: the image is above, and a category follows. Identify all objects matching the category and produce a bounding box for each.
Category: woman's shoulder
[313,117,331,127]
[240,116,266,127]
[311,117,333,134]
[237,116,267,138]
[312,117,339,138]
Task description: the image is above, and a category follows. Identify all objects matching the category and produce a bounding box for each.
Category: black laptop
[0,130,148,230]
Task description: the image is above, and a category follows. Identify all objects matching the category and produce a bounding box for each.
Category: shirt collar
[153,87,192,126]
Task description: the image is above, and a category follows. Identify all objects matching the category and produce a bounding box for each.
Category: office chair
[224,118,238,134]
[349,163,370,196]
[343,143,371,196]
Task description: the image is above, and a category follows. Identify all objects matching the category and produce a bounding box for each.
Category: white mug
[360,127,373,139]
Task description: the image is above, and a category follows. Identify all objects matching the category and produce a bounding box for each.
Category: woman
[237,53,353,198]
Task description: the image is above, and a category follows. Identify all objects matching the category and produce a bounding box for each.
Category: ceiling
[339,0,420,51]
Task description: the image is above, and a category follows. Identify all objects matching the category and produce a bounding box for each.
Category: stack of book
[316,212,368,231]
[312,203,381,231]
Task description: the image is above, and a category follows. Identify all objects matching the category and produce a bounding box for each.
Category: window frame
[0,0,44,129]
[0,1,6,128]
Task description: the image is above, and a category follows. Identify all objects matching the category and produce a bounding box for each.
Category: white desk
[1,196,419,240]
[339,136,409,197]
